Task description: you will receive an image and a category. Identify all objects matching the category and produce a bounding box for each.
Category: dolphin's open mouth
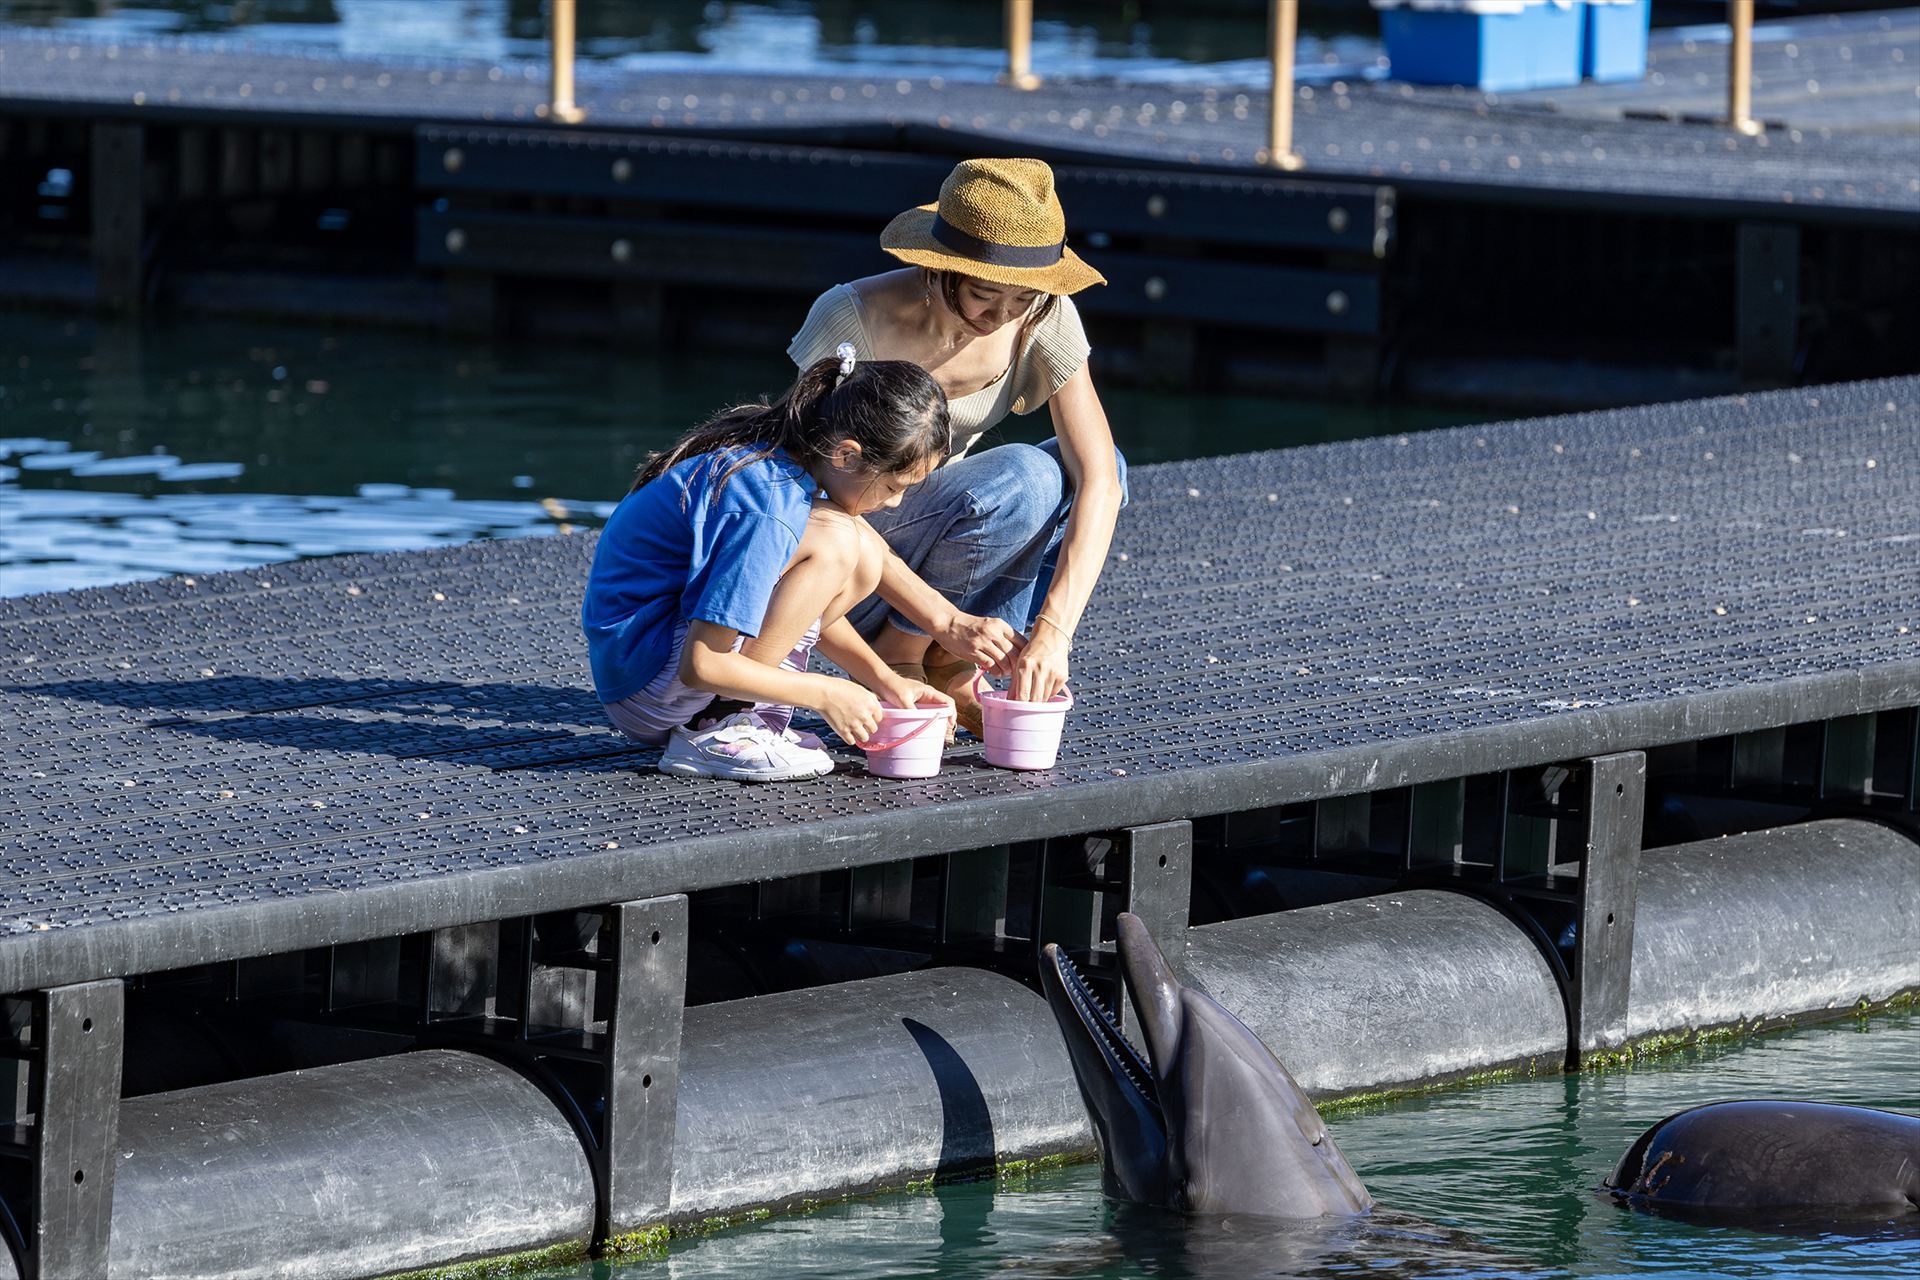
[1049,944,1164,1127]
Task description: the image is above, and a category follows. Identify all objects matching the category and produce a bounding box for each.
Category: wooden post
[1728,1,1760,136]
[549,0,586,124]
[1002,0,1040,91]
[1266,1,1304,171]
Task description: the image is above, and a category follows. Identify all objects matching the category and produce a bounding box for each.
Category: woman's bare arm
[1011,363,1123,701]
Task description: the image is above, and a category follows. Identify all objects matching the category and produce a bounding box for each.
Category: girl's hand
[938,612,1024,677]
[1009,625,1070,703]
[875,674,955,715]
[818,678,885,747]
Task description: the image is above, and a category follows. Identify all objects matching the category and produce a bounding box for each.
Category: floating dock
[4,378,1920,1278]
[1,11,1916,403]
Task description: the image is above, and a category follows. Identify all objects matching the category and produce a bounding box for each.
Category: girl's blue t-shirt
[582,447,815,704]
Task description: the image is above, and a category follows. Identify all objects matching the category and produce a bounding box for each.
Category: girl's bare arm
[873,548,1023,674]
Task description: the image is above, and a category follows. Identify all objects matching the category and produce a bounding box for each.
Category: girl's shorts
[603,619,820,745]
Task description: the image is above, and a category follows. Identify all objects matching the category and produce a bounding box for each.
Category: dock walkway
[1411,9,1920,135]
[4,378,1918,995]
[1,10,1915,220]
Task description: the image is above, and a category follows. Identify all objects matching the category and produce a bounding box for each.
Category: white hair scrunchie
[834,341,858,384]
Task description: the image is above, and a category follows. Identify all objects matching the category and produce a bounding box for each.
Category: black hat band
[930,214,1065,269]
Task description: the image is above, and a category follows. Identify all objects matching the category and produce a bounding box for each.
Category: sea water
[0,314,1470,598]
[549,1013,1920,1279]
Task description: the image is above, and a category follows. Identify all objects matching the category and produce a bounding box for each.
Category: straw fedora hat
[880,158,1105,296]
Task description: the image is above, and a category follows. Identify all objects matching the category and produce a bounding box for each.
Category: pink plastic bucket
[977,676,1074,771]
[859,702,953,779]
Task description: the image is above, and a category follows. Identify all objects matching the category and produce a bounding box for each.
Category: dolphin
[1606,1101,1920,1217]
[1037,911,1373,1218]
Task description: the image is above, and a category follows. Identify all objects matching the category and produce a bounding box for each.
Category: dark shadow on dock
[903,1017,997,1183]
[12,675,655,770]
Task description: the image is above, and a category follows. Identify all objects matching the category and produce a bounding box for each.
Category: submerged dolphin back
[1607,1101,1920,1214]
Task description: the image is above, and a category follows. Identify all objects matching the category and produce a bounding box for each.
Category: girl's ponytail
[632,358,840,494]
[771,357,842,450]
[633,355,949,502]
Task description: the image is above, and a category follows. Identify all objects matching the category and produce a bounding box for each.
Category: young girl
[583,347,953,782]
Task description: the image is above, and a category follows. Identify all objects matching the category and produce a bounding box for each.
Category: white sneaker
[779,724,834,771]
[659,712,834,783]
[692,706,832,771]
[773,725,834,777]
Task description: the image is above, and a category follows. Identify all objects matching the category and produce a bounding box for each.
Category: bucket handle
[857,703,953,753]
[974,669,1073,710]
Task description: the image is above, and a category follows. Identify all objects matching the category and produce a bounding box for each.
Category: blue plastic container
[1375,1,1584,94]
[1582,0,1651,82]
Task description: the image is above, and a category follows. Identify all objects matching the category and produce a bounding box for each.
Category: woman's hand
[874,673,955,715]
[937,612,1024,676]
[816,678,885,747]
[1009,624,1070,703]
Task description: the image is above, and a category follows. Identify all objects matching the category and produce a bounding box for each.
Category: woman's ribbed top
[788,284,1090,461]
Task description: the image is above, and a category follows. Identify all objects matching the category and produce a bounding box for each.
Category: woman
[788,157,1126,736]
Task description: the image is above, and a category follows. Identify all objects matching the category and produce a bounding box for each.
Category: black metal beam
[1113,821,1193,1039]
[938,847,1010,946]
[1567,753,1646,1067]
[598,895,688,1243]
[415,127,1393,256]
[1736,221,1801,385]
[88,122,145,312]
[28,981,123,1280]
[1116,821,1193,947]
[415,208,1381,334]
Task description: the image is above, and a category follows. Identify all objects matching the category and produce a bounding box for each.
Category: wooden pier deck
[0,10,1914,220]
[4,378,1918,996]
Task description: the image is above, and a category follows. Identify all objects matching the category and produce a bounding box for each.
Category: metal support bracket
[1115,821,1193,949]
[1113,821,1193,1036]
[1568,753,1645,1066]
[1908,711,1920,814]
[939,846,1010,946]
[1034,838,1104,957]
[28,980,125,1280]
[1736,221,1800,385]
[598,895,688,1243]
[90,123,147,312]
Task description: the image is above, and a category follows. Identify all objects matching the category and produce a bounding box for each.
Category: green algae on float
[1580,988,1920,1073]
[383,1238,590,1280]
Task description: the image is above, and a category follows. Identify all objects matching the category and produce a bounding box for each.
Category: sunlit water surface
[0,314,1472,597]
[540,1014,1920,1280]
[0,0,1386,87]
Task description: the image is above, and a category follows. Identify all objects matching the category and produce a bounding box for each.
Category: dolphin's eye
[1311,1131,1325,1147]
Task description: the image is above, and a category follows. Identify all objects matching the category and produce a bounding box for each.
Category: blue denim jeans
[850,437,1129,640]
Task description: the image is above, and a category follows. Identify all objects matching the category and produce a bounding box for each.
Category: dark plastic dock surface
[4,380,1919,993]
[1,12,1914,222]
[1411,10,1920,134]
